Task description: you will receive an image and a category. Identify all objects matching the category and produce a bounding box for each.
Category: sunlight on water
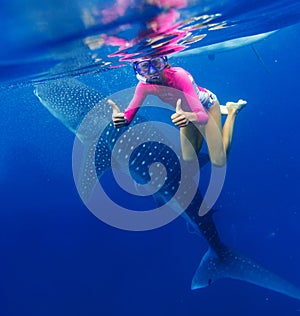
[0,0,299,86]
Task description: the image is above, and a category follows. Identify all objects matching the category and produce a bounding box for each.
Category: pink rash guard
[124,67,210,125]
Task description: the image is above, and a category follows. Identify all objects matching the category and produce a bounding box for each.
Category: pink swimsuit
[124,67,212,124]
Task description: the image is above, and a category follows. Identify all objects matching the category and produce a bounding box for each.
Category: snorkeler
[109,56,247,166]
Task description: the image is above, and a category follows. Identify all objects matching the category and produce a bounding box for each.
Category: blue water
[1,0,300,315]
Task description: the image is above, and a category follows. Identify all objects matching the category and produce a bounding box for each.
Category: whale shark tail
[191,247,300,300]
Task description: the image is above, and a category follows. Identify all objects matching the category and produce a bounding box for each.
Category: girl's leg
[221,99,247,157]
[179,99,246,164]
[200,100,226,167]
[203,99,247,166]
[179,123,204,161]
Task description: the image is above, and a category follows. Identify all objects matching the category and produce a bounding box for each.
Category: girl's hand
[171,99,189,128]
[108,99,127,128]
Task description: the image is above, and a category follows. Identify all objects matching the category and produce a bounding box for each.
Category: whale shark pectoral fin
[191,248,300,301]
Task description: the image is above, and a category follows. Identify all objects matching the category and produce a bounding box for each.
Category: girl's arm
[124,83,148,124]
[174,70,209,124]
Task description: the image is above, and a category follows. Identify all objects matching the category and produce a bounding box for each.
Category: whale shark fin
[191,247,300,301]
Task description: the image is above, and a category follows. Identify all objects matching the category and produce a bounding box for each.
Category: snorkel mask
[133,56,168,84]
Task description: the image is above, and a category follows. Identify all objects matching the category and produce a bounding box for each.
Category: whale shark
[34,77,300,300]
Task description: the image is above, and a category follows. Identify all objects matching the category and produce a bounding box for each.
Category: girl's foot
[220,105,229,115]
[226,99,247,115]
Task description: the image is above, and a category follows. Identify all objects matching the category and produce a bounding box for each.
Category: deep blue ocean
[1,1,300,315]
